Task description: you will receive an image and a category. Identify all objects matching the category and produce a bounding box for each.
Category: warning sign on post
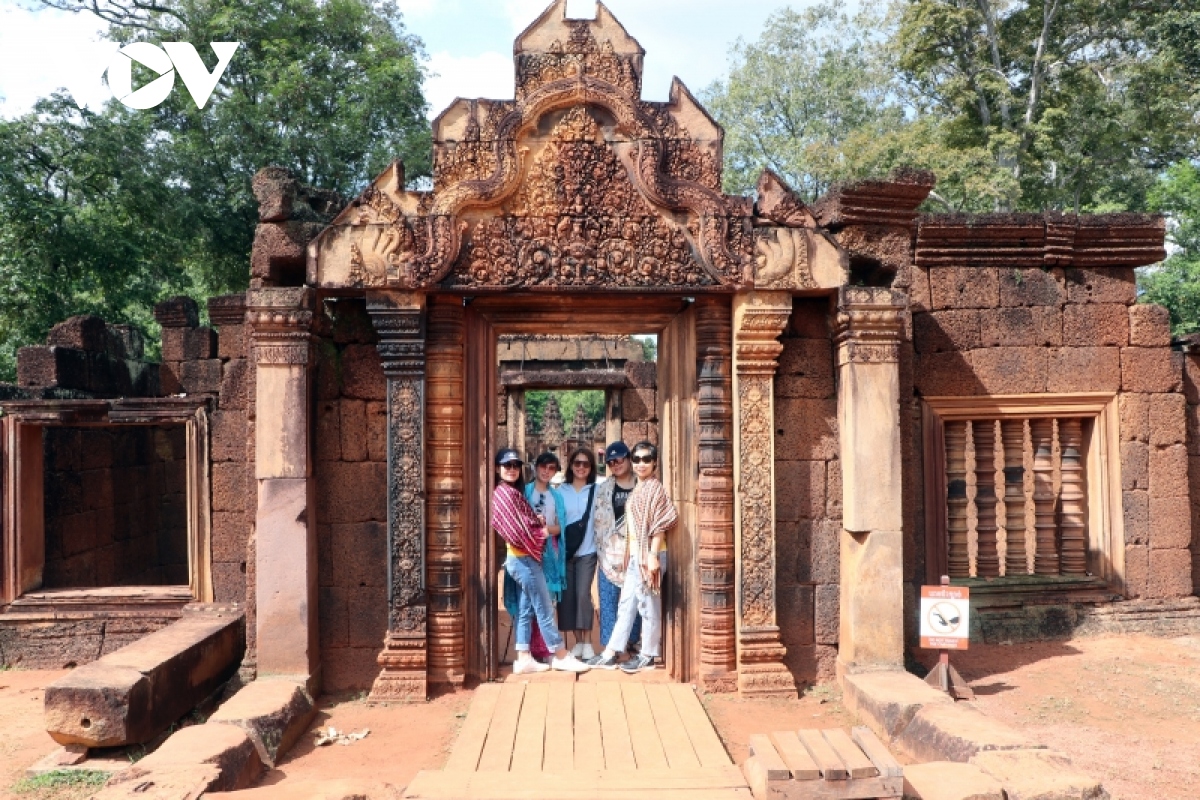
[919,585,970,650]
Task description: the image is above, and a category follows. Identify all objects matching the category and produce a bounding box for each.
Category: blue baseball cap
[604,442,630,462]
[495,448,522,465]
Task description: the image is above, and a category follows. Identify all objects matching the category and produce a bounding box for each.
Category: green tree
[1139,161,1200,334]
[0,0,431,380]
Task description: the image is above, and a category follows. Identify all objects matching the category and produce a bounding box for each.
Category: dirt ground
[914,634,1200,800]
[3,636,1198,798]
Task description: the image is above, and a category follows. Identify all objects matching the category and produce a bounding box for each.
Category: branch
[1020,0,1061,157]
[976,0,1014,131]
[34,0,186,32]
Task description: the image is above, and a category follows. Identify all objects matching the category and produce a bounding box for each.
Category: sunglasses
[500,461,522,469]
[571,460,591,467]
[631,455,656,464]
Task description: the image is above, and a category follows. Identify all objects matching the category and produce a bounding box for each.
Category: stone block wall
[1180,345,1200,595]
[313,298,389,693]
[774,297,841,685]
[43,425,188,588]
[908,264,1194,604]
[622,360,658,447]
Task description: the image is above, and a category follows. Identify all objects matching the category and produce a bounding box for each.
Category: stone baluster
[367,291,429,702]
[1001,420,1028,576]
[1058,418,1088,575]
[973,420,1000,578]
[695,297,737,693]
[944,421,969,579]
[732,291,796,697]
[834,287,906,672]
[247,288,317,686]
[1031,418,1059,575]
[425,298,465,689]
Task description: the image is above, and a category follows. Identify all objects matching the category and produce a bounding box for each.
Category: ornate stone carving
[246,288,314,366]
[752,171,848,290]
[695,298,737,692]
[1031,418,1059,575]
[1058,418,1088,575]
[974,420,1000,579]
[833,287,906,367]
[367,291,429,702]
[732,291,796,698]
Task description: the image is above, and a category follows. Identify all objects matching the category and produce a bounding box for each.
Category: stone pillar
[731,291,797,698]
[247,288,317,685]
[834,287,906,673]
[695,298,738,692]
[366,291,429,702]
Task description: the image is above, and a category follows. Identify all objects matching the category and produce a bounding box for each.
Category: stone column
[834,287,906,673]
[731,291,797,698]
[695,297,737,692]
[247,287,317,685]
[366,291,429,702]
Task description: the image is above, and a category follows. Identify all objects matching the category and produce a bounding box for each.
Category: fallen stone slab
[208,678,316,767]
[970,750,1110,800]
[894,703,1039,763]
[113,723,264,794]
[903,761,1005,800]
[223,778,403,799]
[26,743,89,776]
[91,763,221,800]
[44,609,243,747]
[841,669,953,741]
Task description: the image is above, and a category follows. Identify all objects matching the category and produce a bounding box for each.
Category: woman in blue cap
[588,441,641,663]
[492,447,588,674]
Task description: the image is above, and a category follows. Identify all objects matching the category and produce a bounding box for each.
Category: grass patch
[11,770,110,799]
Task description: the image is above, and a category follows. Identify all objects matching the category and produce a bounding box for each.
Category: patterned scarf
[492,481,545,563]
[627,476,677,569]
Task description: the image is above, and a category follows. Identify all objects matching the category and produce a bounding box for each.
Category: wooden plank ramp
[405,680,749,800]
[742,726,904,800]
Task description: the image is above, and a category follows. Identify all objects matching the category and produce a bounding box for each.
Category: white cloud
[424,50,515,118]
[0,5,108,118]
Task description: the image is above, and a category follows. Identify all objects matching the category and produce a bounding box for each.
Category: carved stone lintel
[370,632,428,702]
[695,298,737,692]
[732,291,796,698]
[367,291,429,702]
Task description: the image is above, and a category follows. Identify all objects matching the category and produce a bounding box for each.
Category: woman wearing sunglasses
[588,441,676,673]
[558,447,599,660]
[589,441,642,660]
[492,448,589,674]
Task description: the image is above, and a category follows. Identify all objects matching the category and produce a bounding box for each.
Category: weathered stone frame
[920,393,1125,592]
[0,398,212,607]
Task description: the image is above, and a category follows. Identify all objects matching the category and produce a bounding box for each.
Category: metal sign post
[920,575,974,701]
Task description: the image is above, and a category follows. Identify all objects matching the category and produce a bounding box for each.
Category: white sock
[571,642,585,657]
[581,643,596,659]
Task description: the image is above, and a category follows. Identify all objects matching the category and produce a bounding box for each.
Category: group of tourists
[492,439,678,676]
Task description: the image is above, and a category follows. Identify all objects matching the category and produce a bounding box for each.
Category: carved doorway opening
[458,293,723,686]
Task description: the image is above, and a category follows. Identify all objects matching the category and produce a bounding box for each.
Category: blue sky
[0,0,803,119]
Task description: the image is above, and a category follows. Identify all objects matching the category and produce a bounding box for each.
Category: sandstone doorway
[457,293,723,686]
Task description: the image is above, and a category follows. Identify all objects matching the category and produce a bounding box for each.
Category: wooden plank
[443,683,503,773]
[768,730,820,781]
[797,728,848,781]
[596,682,636,770]
[850,726,903,779]
[645,683,701,769]
[543,681,574,771]
[477,682,525,772]
[510,682,549,772]
[573,683,605,771]
[747,734,790,780]
[621,683,668,769]
[408,766,750,797]
[667,683,731,767]
[821,729,877,779]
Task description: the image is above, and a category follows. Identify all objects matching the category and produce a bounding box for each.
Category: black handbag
[563,484,595,560]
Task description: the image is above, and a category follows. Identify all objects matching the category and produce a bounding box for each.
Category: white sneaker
[513,657,549,675]
[580,643,596,660]
[571,642,586,658]
[551,653,590,673]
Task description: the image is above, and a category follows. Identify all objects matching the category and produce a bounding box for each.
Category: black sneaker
[587,651,620,670]
[620,654,656,673]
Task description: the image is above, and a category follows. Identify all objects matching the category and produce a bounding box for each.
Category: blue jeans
[598,569,640,648]
[505,555,564,653]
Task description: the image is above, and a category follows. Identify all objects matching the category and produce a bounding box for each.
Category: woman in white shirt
[558,447,600,660]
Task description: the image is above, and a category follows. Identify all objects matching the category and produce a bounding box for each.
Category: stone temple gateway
[1,0,1197,711]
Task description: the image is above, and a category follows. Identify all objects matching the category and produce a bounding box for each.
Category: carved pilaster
[695,298,737,693]
[425,298,465,689]
[367,291,429,702]
[732,291,796,698]
[834,287,906,673]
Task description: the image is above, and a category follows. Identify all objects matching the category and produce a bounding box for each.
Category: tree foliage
[0,0,430,379]
[1139,161,1200,335]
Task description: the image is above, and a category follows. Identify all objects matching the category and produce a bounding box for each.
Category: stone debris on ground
[314,726,370,746]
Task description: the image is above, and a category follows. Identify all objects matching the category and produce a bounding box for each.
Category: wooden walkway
[404,681,752,800]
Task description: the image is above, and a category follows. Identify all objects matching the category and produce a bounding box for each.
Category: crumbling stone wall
[774,297,841,686]
[313,298,389,692]
[908,259,1193,609]
[43,425,188,588]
